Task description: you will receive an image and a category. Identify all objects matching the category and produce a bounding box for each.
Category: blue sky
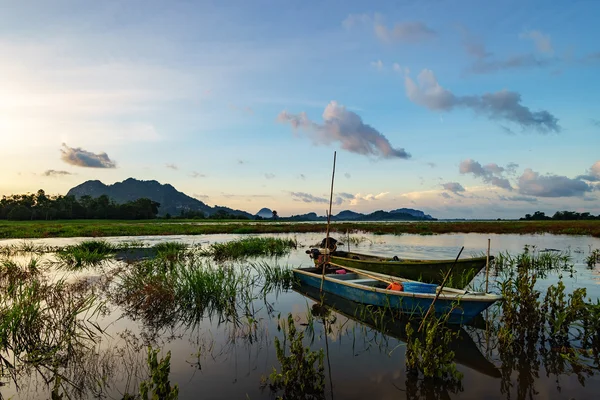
[1,0,599,218]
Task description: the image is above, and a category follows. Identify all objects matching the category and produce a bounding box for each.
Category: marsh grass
[0,241,59,257]
[3,219,600,239]
[250,261,296,294]
[114,257,254,333]
[55,240,118,270]
[0,259,105,394]
[494,245,574,277]
[491,252,600,396]
[200,237,297,261]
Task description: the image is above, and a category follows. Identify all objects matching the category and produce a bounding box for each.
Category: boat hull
[293,269,499,324]
[328,251,491,288]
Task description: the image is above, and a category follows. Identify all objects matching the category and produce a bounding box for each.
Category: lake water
[1,232,599,399]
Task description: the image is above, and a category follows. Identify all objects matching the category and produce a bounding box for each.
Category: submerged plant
[262,313,325,400]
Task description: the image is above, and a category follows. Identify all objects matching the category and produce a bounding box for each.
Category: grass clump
[0,259,104,392]
[251,262,296,294]
[115,257,253,332]
[262,313,325,400]
[200,237,297,261]
[55,240,117,270]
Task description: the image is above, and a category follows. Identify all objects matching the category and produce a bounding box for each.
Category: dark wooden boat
[309,249,491,289]
[293,282,501,378]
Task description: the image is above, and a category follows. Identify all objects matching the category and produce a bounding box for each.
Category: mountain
[390,208,434,220]
[67,178,253,218]
[356,210,436,221]
[256,207,274,219]
[333,210,362,220]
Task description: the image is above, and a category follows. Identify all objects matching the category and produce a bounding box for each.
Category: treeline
[520,211,600,221]
[167,209,250,220]
[0,190,160,220]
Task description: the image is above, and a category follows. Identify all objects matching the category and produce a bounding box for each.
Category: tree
[272,210,278,219]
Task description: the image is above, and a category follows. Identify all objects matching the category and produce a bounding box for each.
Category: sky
[1,0,599,219]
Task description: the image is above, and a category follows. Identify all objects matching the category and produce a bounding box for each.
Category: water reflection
[1,232,600,399]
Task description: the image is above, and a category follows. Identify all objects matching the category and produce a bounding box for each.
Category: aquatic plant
[200,237,297,261]
[0,260,105,395]
[55,240,117,270]
[262,313,325,400]
[494,245,574,278]
[404,313,464,383]
[251,261,296,294]
[586,249,600,267]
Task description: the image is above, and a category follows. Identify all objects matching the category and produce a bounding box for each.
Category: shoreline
[1,219,600,239]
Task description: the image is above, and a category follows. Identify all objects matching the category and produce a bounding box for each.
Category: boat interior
[300,267,398,289]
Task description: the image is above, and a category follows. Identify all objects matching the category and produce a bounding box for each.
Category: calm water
[1,232,599,399]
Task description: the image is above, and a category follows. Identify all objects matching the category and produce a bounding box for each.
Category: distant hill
[279,209,436,222]
[67,178,253,218]
[256,207,274,219]
[390,208,435,220]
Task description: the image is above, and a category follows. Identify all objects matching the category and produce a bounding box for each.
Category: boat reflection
[293,282,501,379]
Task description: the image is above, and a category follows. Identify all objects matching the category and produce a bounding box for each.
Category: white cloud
[459,159,513,191]
[278,101,410,159]
[405,69,560,133]
[60,143,116,168]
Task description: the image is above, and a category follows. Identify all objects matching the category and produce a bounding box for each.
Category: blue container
[403,282,438,294]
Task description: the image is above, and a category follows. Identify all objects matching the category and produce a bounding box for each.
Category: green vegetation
[1,190,160,220]
[0,257,104,393]
[587,249,600,267]
[251,261,296,294]
[55,240,118,270]
[262,313,325,400]
[2,219,600,239]
[200,237,298,261]
[114,256,253,332]
[125,347,179,400]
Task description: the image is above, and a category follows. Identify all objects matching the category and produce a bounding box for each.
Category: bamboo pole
[320,151,337,293]
[327,262,396,285]
[485,238,491,293]
[418,246,464,332]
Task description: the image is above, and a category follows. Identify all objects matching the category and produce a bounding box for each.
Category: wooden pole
[485,238,491,293]
[418,246,464,332]
[320,151,337,293]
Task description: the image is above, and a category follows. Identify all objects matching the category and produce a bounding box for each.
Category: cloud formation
[442,182,465,194]
[459,159,514,190]
[43,170,73,177]
[60,143,116,168]
[166,163,178,170]
[498,195,538,203]
[264,173,275,179]
[349,192,389,205]
[190,171,206,178]
[405,70,560,133]
[577,161,600,182]
[290,192,328,203]
[343,14,436,44]
[518,168,592,197]
[278,101,410,159]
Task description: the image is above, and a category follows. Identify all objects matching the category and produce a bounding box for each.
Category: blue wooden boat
[292,267,502,324]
